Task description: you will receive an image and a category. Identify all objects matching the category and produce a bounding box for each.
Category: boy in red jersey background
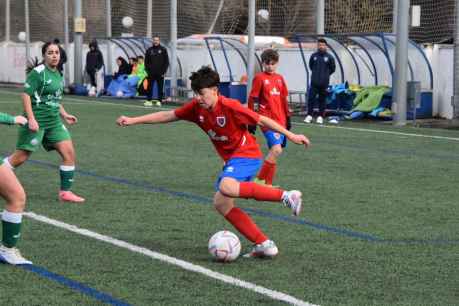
[248,49,291,186]
[116,66,310,258]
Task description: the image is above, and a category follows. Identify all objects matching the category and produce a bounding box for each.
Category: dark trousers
[87,69,97,87]
[147,75,165,101]
[307,85,328,117]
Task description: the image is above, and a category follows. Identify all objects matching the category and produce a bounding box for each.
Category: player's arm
[21,93,39,132]
[116,110,178,127]
[0,112,27,126]
[258,115,310,148]
[59,104,78,125]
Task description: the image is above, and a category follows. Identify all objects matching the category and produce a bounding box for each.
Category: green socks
[2,210,22,248]
[60,165,75,191]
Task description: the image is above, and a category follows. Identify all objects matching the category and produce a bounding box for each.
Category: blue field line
[20,264,132,306]
[23,158,459,245]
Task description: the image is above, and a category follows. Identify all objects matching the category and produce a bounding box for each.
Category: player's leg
[0,164,31,265]
[6,124,44,168]
[220,176,302,217]
[214,189,277,257]
[44,123,84,203]
[53,140,85,203]
[257,131,285,185]
[3,149,31,169]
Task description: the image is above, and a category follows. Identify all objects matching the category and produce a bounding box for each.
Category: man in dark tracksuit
[304,38,335,124]
[144,36,169,105]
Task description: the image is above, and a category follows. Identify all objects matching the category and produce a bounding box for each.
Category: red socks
[224,207,267,244]
[257,160,276,185]
[239,182,283,201]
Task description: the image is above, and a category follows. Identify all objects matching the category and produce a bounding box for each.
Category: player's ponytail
[26,57,42,74]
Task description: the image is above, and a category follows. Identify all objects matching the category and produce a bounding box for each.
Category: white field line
[294,122,459,142]
[24,211,318,306]
[1,88,459,142]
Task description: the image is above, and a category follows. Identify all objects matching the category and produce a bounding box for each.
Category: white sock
[59,165,75,171]
[1,210,23,223]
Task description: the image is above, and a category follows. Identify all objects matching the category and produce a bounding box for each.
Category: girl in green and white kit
[0,112,31,264]
[3,42,85,203]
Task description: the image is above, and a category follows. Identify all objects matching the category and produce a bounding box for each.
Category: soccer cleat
[59,191,85,203]
[243,240,278,258]
[304,115,313,123]
[316,116,324,124]
[0,245,32,265]
[282,190,302,216]
[143,100,153,107]
[155,101,162,107]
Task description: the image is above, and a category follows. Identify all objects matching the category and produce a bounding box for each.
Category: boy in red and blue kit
[116,66,310,258]
[249,49,291,186]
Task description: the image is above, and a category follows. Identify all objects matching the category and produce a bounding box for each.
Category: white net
[0,0,455,43]
[325,0,456,43]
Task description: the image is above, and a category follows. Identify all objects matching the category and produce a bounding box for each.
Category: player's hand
[286,116,292,130]
[28,118,39,132]
[116,115,132,127]
[290,134,310,148]
[14,115,28,126]
[247,124,257,134]
[63,114,78,125]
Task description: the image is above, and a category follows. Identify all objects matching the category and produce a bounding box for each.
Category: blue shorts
[215,158,263,191]
[263,130,287,149]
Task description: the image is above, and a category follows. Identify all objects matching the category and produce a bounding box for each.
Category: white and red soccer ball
[208,230,241,262]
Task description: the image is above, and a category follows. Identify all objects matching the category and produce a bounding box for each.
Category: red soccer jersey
[249,72,290,129]
[174,95,263,162]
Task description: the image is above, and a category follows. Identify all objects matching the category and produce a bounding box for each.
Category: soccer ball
[122,16,134,29]
[257,9,270,21]
[208,230,241,262]
[116,90,124,97]
[18,31,27,42]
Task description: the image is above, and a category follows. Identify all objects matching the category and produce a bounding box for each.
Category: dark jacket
[86,41,104,72]
[144,44,169,77]
[309,50,335,87]
[113,57,131,79]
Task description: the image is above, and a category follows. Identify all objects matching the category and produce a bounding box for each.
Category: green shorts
[16,122,71,152]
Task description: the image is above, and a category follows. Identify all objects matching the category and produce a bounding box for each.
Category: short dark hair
[318,38,327,44]
[189,66,220,93]
[261,49,279,64]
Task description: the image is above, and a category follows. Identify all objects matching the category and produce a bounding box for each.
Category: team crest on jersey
[274,133,281,139]
[270,87,280,96]
[264,79,270,85]
[216,116,226,127]
[199,115,204,122]
[324,57,329,62]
